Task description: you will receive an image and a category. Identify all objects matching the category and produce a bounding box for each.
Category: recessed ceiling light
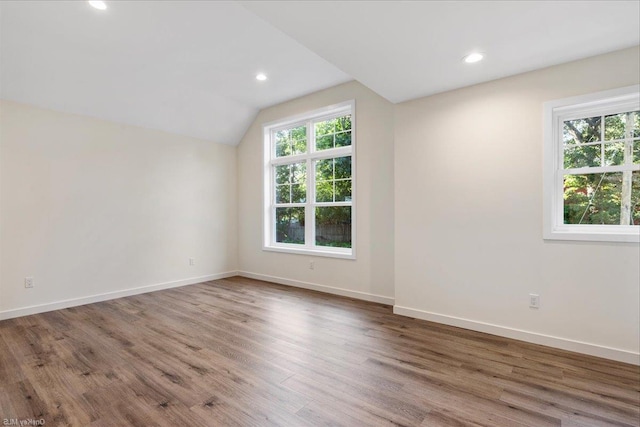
[256,73,267,81]
[88,1,107,10]
[463,52,484,64]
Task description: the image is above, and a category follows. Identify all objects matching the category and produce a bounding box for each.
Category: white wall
[0,100,237,318]
[237,81,395,303]
[394,47,640,363]
[2,48,638,363]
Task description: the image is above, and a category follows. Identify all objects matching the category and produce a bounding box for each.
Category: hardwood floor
[1,277,638,426]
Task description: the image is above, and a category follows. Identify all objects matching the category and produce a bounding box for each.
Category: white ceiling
[243,1,640,103]
[0,1,351,145]
[1,1,639,145]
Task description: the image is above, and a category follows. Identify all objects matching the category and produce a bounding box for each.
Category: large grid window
[544,86,640,242]
[263,101,355,258]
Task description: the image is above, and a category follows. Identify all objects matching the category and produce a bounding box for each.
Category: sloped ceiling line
[1,1,638,145]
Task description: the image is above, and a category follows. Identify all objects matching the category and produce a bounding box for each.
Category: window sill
[263,244,355,259]
[544,226,640,243]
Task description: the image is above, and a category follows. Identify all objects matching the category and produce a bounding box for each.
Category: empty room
[1,1,639,426]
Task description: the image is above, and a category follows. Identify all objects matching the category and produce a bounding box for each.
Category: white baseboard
[394,305,640,365]
[5,272,633,365]
[238,271,395,305]
[0,271,238,321]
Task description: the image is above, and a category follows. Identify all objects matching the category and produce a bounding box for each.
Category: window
[263,101,355,258]
[543,85,639,242]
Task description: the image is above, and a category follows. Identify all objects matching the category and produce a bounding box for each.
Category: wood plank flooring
[1,276,638,426]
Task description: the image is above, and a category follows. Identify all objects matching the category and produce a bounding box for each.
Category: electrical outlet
[189,258,195,266]
[309,260,314,270]
[25,277,34,288]
[529,293,540,309]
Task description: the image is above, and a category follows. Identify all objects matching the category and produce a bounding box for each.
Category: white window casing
[543,85,640,243]
[263,100,356,258]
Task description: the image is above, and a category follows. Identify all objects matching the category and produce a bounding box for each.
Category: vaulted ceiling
[2,1,638,145]
[244,1,640,103]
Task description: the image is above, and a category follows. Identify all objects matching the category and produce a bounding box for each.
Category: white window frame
[543,85,640,243]
[262,100,356,259]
